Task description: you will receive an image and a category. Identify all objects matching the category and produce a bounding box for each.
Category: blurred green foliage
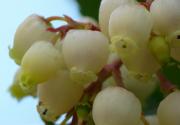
[76,0,101,20]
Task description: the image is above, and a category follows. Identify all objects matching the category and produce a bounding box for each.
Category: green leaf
[76,102,91,119]
[161,59,180,88]
[76,0,101,20]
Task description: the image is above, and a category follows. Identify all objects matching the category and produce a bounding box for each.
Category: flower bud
[9,14,56,64]
[149,36,170,64]
[150,0,180,35]
[99,0,136,36]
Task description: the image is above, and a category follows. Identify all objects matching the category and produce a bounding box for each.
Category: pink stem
[46,15,100,39]
[112,69,123,87]
[141,114,149,125]
[140,0,153,10]
[85,61,122,90]
[111,61,124,87]
[46,16,65,22]
[157,72,176,94]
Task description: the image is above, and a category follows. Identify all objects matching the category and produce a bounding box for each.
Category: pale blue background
[0,0,81,124]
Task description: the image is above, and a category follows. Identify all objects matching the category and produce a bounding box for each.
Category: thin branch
[140,0,153,10]
[111,62,124,87]
[141,114,149,125]
[45,15,100,39]
[70,112,78,125]
[84,60,122,96]
[157,72,176,94]
[60,108,75,125]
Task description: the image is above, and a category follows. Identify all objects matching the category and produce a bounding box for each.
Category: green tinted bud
[70,67,97,86]
[9,14,56,65]
[9,69,36,100]
[149,36,170,64]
